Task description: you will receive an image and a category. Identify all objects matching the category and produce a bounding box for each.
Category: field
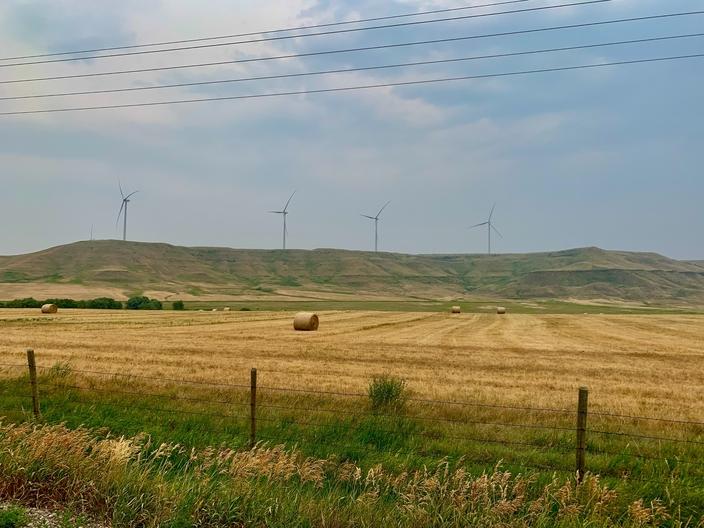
[1,309,703,416]
[1,308,703,526]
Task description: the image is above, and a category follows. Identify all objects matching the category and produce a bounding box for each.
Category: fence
[1,349,703,492]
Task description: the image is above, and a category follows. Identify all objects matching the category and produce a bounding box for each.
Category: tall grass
[0,369,702,526]
[0,422,689,528]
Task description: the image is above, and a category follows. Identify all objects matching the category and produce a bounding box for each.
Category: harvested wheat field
[1,308,703,419]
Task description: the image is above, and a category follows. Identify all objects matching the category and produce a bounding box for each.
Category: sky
[0,0,702,259]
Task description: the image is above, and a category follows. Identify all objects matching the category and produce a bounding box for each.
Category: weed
[368,375,408,412]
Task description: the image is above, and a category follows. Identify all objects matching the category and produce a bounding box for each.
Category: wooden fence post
[576,386,589,482]
[26,349,40,419]
[250,368,257,448]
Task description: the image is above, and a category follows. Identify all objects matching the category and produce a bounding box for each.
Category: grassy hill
[1,241,703,305]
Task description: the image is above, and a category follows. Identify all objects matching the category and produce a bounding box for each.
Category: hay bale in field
[211,308,218,312]
[293,312,319,331]
[496,306,507,315]
[41,304,58,314]
[223,307,231,312]
[451,306,461,314]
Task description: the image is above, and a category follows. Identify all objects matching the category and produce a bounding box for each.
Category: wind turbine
[361,200,390,253]
[470,203,502,255]
[269,191,296,250]
[116,182,138,242]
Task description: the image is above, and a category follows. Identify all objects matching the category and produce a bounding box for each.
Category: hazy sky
[1,0,702,258]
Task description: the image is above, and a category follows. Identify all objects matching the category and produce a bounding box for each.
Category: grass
[1,310,703,525]
[4,421,691,528]
[2,309,704,419]
[0,370,702,527]
[179,299,703,314]
[0,505,28,528]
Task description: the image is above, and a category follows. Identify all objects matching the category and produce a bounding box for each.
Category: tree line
[0,297,185,310]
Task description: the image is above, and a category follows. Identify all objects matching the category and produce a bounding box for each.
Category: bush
[368,375,408,412]
[85,297,122,310]
[0,505,29,528]
[44,298,82,309]
[172,300,185,311]
[126,296,163,310]
[4,298,41,308]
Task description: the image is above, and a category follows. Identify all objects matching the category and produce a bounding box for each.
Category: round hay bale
[41,304,58,314]
[451,306,461,314]
[211,308,218,312]
[293,312,319,331]
[223,307,231,312]
[496,306,507,315]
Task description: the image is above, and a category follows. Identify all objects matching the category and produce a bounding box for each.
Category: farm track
[1,309,703,420]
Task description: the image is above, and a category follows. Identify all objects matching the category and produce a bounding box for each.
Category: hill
[1,241,703,305]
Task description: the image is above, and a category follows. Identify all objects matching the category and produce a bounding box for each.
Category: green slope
[1,241,703,304]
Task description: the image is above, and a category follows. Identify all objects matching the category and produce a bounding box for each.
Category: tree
[126,296,163,310]
[172,300,185,311]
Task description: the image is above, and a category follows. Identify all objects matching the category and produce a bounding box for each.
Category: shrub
[172,300,185,311]
[240,307,251,311]
[4,298,41,308]
[85,297,122,310]
[126,296,163,310]
[368,375,408,412]
[0,505,29,528]
[44,298,81,309]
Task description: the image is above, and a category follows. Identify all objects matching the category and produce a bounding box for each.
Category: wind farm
[1,1,703,527]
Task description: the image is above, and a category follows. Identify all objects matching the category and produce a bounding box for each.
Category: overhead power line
[1,10,699,86]
[2,53,701,117]
[0,0,611,68]
[0,0,531,62]
[2,33,701,101]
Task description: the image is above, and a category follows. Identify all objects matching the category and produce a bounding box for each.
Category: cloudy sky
[1,0,702,258]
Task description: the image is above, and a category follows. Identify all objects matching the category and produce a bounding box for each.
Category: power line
[0,1,611,68]
[2,53,701,117]
[0,0,531,62]
[3,33,700,102]
[2,10,699,86]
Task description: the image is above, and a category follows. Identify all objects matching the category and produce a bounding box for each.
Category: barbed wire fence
[0,350,702,494]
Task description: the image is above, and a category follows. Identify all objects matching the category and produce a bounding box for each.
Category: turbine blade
[118,180,125,199]
[269,210,284,214]
[470,222,488,229]
[361,214,376,220]
[491,224,504,238]
[283,190,296,212]
[124,190,139,200]
[489,203,496,221]
[116,201,125,227]
[376,200,391,218]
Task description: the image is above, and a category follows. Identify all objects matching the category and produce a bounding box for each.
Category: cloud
[0,0,702,258]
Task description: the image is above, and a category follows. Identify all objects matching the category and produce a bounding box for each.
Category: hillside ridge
[1,240,703,304]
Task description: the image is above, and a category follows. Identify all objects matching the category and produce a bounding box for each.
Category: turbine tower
[470,203,502,255]
[361,201,390,253]
[269,191,296,250]
[116,182,138,242]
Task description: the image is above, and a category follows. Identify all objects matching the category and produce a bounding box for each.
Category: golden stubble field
[1,309,703,419]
